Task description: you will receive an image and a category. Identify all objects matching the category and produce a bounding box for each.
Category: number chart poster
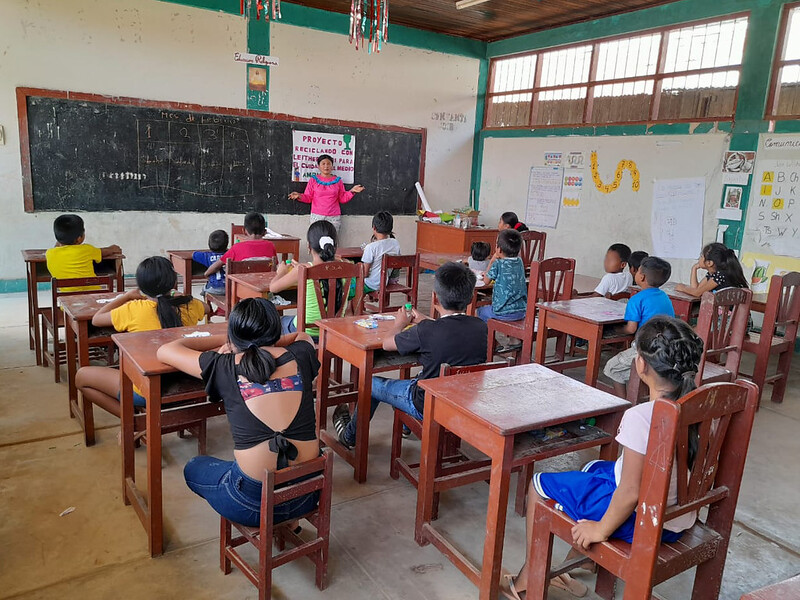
[292,131,356,183]
[746,158,800,258]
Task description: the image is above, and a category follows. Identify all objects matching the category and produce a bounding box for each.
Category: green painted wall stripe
[0,279,37,294]
[246,1,271,111]
[470,58,489,209]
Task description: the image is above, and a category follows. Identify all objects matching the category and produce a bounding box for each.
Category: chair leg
[52,325,62,383]
[688,548,725,600]
[515,464,534,517]
[220,518,232,574]
[196,419,207,455]
[81,393,96,446]
[771,349,793,404]
[390,411,403,480]
[595,567,617,600]
[487,326,498,362]
[527,504,555,600]
[750,352,769,408]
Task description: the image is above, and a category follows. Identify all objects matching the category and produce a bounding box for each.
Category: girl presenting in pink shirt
[289,154,364,232]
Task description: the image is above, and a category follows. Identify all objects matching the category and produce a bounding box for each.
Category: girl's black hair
[227,298,282,384]
[635,316,705,468]
[135,257,193,329]
[317,154,334,165]
[501,211,529,232]
[702,243,749,289]
[306,220,344,313]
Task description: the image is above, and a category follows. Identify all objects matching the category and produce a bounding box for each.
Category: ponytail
[227,298,282,384]
[702,242,749,289]
[635,316,704,468]
[307,220,338,262]
[154,295,193,329]
[135,256,193,329]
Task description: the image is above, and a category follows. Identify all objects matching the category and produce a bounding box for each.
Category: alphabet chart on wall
[746,158,800,258]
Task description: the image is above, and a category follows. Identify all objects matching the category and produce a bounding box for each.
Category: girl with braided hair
[502,316,704,599]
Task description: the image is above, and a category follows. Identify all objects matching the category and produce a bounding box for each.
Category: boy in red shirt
[204,212,276,279]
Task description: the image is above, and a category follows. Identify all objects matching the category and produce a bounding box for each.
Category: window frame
[484,12,750,130]
[765,1,800,120]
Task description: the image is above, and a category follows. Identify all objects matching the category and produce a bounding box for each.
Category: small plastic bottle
[404,303,413,319]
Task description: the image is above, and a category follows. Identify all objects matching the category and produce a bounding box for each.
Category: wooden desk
[416,221,498,256]
[232,234,301,262]
[337,246,364,261]
[419,252,469,272]
[415,363,629,600]
[114,323,227,556]
[21,249,124,364]
[226,272,297,312]
[740,574,800,599]
[751,293,768,313]
[535,297,631,387]
[166,250,209,296]
[60,292,121,440]
[572,274,601,297]
[316,314,419,483]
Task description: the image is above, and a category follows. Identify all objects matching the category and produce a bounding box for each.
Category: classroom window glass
[485,15,749,129]
[767,4,800,119]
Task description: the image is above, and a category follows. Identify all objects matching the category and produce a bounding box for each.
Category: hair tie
[247,342,260,351]
[318,235,335,248]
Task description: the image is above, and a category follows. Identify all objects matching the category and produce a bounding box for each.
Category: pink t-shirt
[614,401,697,533]
[297,175,354,216]
[221,239,276,262]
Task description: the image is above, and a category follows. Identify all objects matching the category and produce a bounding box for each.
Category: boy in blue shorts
[603,256,675,397]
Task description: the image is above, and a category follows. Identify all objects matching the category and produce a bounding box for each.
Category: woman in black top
[157,298,321,527]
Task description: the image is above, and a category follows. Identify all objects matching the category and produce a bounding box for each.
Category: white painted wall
[0,1,479,282]
[479,133,730,283]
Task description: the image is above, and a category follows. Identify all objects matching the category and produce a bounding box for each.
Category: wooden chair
[520,230,547,272]
[487,258,575,365]
[364,253,420,314]
[526,379,759,600]
[626,288,752,404]
[41,276,115,383]
[206,258,275,317]
[220,449,334,600]
[741,272,800,407]
[230,222,245,242]
[390,359,513,519]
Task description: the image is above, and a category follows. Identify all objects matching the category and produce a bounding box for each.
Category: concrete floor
[1,277,799,600]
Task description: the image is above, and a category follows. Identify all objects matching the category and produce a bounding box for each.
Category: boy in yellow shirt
[45,214,121,280]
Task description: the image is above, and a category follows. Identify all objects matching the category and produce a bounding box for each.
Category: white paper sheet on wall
[526,166,563,229]
[651,178,705,259]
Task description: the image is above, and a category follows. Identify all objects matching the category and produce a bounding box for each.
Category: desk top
[60,292,124,321]
[419,252,469,267]
[337,247,364,260]
[639,282,699,303]
[113,322,227,376]
[572,274,601,296]
[419,362,630,436]
[317,314,405,351]
[22,248,125,263]
[166,250,200,260]
[227,271,278,294]
[537,296,627,324]
[233,233,301,244]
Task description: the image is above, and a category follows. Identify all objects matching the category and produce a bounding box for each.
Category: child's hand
[107,244,122,254]
[276,261,290,277]
[410,308,426,323]
[217,341,236,354]
[124,288,144,300]
[288,192,301,200]
[571,520,608,549]
[492,247,503,260]
[351,185,365,193]
[395,306,412,329]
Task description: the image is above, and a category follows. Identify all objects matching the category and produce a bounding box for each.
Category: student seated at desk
[603,257,675,398]
[628,250,649,281]
[674,242,749,297]
[75,257,208,415]
[502,317,704,600]
[270,220,350,339]
[204,212,276,280]
[46,214,121,290]
[591,243,633,298]
[467,241,492,275]
[476,229,528,323]
[362,210,400,294]
[157,298,321,528]
[192,229,229,297]
[499,211,529,232]
[333,262,488,449]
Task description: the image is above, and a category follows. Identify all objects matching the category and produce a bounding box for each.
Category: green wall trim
[0,280,48,294]
[470,59,490,209]
[246,2,271,111]
[481,121,734,139]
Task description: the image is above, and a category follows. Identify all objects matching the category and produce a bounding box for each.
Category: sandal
[550,574,588,598]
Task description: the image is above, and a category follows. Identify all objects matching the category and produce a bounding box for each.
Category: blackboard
[18,88,425,215]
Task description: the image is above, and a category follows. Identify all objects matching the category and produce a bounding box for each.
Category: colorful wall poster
[561,172,583,207]
[291,130,356,183]
[744,158,800,258]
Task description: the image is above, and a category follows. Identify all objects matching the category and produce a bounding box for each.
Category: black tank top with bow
[199,340,320,469]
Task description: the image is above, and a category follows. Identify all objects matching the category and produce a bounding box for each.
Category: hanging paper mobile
[241,0,281,21]
[349,0,389,53]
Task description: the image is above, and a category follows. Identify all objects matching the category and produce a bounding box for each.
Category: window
[485,15,749,129]
[766,3,800,119]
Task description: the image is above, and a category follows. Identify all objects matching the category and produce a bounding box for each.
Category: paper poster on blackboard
[292,130,355,183]
[526,166,563,229]
[651,178,705,259]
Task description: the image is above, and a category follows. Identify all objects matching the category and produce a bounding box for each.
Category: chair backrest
[50,276,115,307]
[439,357,514,377]
[296,261,364,332]
[224,258,275,312]
[520,230,546,269]
[631,380,757,564]
[375,253,420,312]
[695,288,752,379]
[523,257,575,329]
[230,223,245,242]
[759,272,800,348]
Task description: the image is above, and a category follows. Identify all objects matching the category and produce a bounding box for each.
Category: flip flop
[500,574,524,600]
[550,574,588,598]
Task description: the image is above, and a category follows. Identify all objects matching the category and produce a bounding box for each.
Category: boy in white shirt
[593,243,633,297]
[361,211,401,293]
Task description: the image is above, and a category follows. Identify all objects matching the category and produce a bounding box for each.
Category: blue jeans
[281,315,297,335]
[183,456,320,528]
[202,283,225,296]
[342,376,421,446]
[116,389,147,408]
[476,305,526,323]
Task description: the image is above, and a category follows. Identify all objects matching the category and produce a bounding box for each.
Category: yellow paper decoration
[590,151,640,194]
[562,197,580,207]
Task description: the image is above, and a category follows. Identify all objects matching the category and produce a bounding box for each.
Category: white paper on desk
[96,295,124,304]
[183,331,211,338]
[651,178,705,259]
[265,227,284,238]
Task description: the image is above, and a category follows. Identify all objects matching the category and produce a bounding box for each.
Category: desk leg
[534,309,548,365]
[676,299,690,323]
[146,376,164,557]
[116,257,125,293]
[479,436,514,600]
[182,259,192,296]
[353,353,374,483]
[77,321,94,445]
[120,357,135,505]
[66,317,78,419]
[415,395,443,545]
[25,263,35,350]
[585,326,603,387]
